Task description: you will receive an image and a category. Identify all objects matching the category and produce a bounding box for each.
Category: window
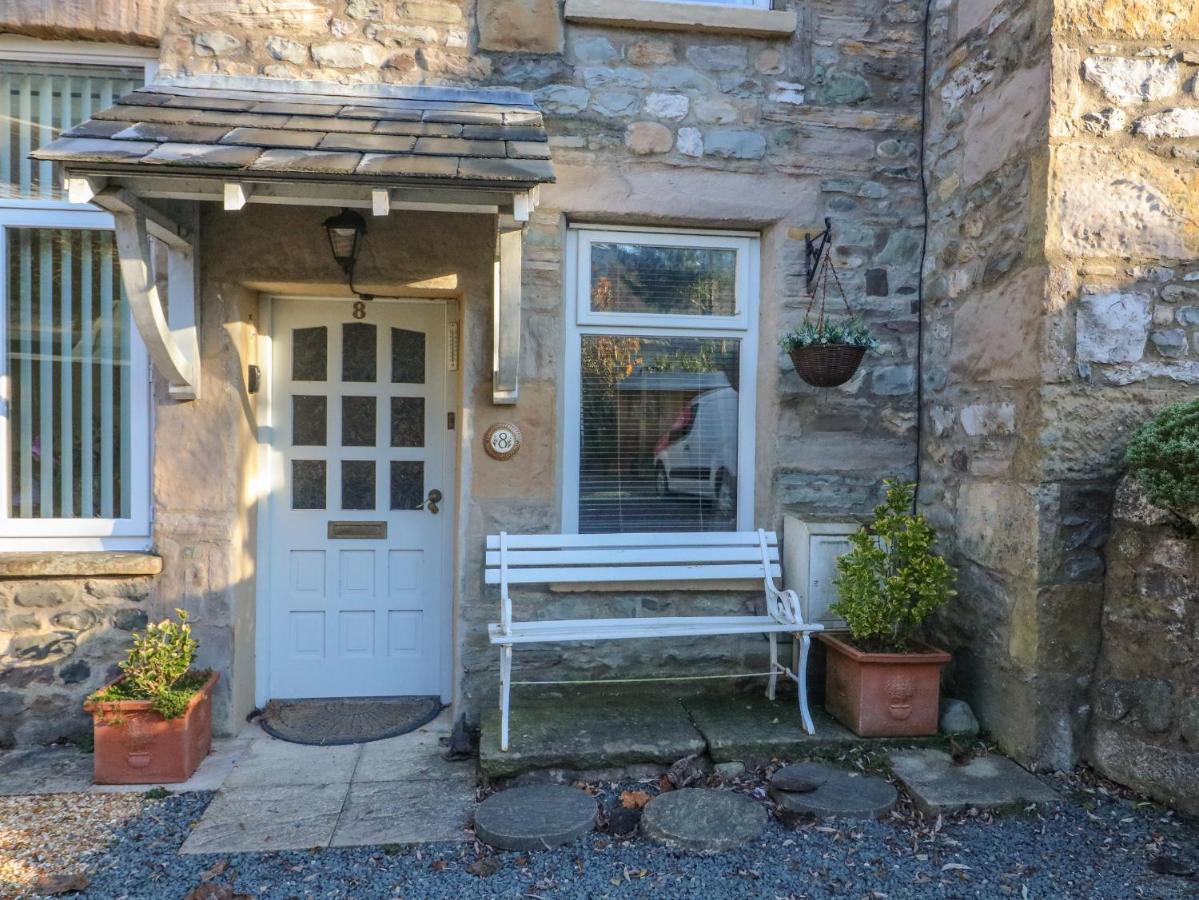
[563,227,759,534]
[0,43,155,548]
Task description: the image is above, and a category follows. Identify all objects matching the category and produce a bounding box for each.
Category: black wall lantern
[323,208,366,278]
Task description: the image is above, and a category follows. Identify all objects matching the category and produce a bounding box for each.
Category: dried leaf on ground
[466,857,502,877]
[32,872,90,896]
[199,860,229,883]
[620,790,651,809]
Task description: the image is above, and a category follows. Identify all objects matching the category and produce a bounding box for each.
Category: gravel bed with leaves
[5,765,1197,900]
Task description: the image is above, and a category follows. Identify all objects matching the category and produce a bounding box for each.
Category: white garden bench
[485,529,823,751]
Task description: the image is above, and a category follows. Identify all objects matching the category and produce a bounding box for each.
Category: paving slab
[769,765,898,819]
[354,729,473,783]
[889,749,1061,816]
[682,694,857,762]
[479,690,706,779]
[641,789,767,853]
[475,784,597,850]
[222,738,360,788]
[330,778,475,847]
[179,782,347,854]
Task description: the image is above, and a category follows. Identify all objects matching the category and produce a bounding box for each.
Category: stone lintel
[0,551,163,579]
[564,0,797,37]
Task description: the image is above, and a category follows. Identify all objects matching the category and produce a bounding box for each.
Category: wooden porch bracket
[98,192,201,401]
[493,214,523,405]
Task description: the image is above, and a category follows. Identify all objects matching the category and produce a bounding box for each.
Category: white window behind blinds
[564,228,760,535]
[0,55,151,545]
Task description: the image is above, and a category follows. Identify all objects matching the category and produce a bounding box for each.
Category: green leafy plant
[832,481,957,652]
[90,610,205,719]
[779,318,880,353]
[1125,398,1199,538]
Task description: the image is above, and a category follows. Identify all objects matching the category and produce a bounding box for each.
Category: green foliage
[779,318,880,352]
[1125,398,1199,537]
[90,610,202,719]
[831,481,957,652]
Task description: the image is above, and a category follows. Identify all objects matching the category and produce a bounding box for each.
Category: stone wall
[921,0,1198,770]
[0,568,160,748]
[1089,476,1198,816]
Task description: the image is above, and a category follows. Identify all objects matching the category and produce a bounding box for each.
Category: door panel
[268,299,449,699]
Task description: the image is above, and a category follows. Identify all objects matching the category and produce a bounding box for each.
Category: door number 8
[483,422,522,461]
[352,301,367,319]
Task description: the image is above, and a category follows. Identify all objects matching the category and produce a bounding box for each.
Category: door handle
[424,488,443,514]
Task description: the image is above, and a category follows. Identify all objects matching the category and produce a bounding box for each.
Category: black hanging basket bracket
[804,217,832,290]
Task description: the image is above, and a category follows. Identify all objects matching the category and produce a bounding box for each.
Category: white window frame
[562,225,760,534]
[0,39,156,549]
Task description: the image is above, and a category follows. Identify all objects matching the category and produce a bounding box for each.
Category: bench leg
[499,643,512,752]
[796,632,815,735]
[766,632,779,701]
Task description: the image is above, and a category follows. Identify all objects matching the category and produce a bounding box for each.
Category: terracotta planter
[818,633,949,737]
[84,672,218,784]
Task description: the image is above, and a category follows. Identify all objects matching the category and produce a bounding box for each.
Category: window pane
[292,459,326,510]
[390,397,425,448]
[390,461,424,510]
[590,242,737,316]
[342,323,376,382]
[579,335,740,534]
[292,327,327,381]
[0,63,143,201]
[391,328,425,384]
[292,395,327,446]
[341,395,376,447]
[341,459,375,510]
[7,228,132,519]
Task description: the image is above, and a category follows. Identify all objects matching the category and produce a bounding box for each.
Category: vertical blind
[6,228,131,519]
[1,62,141,200]
[2,62,142,520]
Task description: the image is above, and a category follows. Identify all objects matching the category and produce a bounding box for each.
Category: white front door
[266,298,450,699]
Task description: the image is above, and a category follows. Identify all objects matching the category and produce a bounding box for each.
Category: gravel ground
[4,769,1190,900]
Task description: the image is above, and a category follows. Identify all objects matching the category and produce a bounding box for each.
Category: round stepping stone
[475,785,596,850]
[641,789,766,853]
[771,762,833,793]
[769,768,897,819]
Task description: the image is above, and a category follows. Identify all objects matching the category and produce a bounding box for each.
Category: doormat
[260,696,443,746]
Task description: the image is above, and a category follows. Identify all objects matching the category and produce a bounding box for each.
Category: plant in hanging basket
[780,319,879,387]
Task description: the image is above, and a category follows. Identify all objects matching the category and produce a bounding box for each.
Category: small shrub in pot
[818,481,957,736]
[85,610,218,784]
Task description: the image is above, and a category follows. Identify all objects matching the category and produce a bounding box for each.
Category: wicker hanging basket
[789,344,867,388]
[787,232,870,388]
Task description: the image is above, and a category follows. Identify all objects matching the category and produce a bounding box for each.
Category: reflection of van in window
[653,387,738,515]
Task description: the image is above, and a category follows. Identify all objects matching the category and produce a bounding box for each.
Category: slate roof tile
[32,78,553,188]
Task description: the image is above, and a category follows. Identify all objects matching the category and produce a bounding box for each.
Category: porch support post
[493,214,522,405]
[108,201,201,400]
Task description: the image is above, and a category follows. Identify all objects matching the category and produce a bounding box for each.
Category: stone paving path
[181,709,475,853]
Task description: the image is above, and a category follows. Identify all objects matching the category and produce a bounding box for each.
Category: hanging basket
[789,344,866,388]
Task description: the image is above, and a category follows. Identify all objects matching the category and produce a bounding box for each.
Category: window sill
[564,0,797,37]
[0,551,163,579]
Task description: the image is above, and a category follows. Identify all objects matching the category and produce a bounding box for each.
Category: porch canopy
[32,75,555,403]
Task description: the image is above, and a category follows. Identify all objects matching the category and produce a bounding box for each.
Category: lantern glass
[322,208,366,274]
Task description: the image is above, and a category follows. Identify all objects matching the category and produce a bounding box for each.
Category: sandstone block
[478,0,563,54]
[694,97,739,125]
[265,35,308,64]
[195,30,241,55]
[1082,57,1180,105]
[1076,291,1151,364]
[625,121,673,155]
[15,583,79,609]
[627,39,675,66]
[400,0,463,22]
[959,402,1015,436]
[1135,108,1199,138]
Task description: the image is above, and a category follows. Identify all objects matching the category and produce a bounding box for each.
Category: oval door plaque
[483,422,522,461]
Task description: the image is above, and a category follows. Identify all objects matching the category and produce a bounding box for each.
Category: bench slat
[486,545,778,568]
[486,531,778,550]
[489,616,822,643]
[486,562,780,585]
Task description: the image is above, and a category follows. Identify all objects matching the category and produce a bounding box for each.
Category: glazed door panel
[268,298,448,699]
